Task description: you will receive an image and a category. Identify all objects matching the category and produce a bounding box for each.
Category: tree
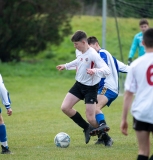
[0,0,80,62]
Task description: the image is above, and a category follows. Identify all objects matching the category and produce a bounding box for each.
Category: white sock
[1,141,8,148]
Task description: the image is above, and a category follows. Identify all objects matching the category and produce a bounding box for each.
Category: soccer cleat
[1,145,11,154]
[90,124,110,136]
[95,132,113,147]
[83,125,94,144]
[95,138,105,145]
[95,133,104,145]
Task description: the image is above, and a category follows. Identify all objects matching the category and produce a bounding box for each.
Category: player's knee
[61,105,68,114]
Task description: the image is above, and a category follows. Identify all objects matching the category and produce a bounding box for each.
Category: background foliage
[0,0,80,62]
[0,0,153,62]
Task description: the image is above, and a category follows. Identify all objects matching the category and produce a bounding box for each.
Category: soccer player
[0,74,12,154]
[56,30,110,144]
[87,36,129,146]
[128,19,149,65]
[121,28,153,160]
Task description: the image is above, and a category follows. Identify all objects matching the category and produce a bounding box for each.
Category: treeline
[0,0,152,62]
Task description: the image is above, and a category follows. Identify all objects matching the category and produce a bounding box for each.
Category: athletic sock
[0,124,8,148]
[137,155,148,160]
[149,155,153,160]
[95,113,106,125]
[70,112,89,130]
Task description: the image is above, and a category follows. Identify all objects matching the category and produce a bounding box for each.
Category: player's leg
[136,131,150,160]
[61,92,90,130]
[0,109,11,154]
[84,83,101,128]
[93,94,113,146]
[61,82,92,144]
[90,88,118,146]
[133,118,152,160]
[86,103,98,128]
[61,92,79,117]
[89,94,110,134]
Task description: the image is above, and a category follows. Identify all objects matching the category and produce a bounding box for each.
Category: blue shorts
[98,87,118,106]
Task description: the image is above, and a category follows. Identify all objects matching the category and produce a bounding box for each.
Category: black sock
[99,120,106,125]
[149,155,153,160]
[137,155,148,160]
[70,112,89,130]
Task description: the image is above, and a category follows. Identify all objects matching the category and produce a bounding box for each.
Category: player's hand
[86,69,95,75]
[128,58,132,66]
[120,120,128,136]
[56,64,65,71]
[7,108,12,116]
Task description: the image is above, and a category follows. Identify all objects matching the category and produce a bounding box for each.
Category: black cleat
[1,145,11,154]
[90,124,110,136]
[83,125,94,144]
[95,133,104,145]
[95,132,113,147]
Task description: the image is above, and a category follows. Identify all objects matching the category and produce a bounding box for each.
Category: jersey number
[146,65,153,85]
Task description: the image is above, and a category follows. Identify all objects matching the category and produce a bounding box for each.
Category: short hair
[139,19,149,26]
[143,28,153,48]
[71,30,87,42]
[87,36,99,45]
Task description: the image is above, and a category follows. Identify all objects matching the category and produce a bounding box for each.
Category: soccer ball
[54,132,70,148]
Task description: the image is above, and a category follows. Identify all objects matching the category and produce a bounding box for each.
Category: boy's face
[73,40,85,52]
[140,24,149,33]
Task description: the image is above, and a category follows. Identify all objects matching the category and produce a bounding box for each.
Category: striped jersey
[98,49,129,94]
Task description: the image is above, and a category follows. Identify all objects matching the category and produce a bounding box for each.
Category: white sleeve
[65,59,78,70]
[94,54,110,78]
[124,66,137,93]
[0,75,11,109]
[117,60,130,73]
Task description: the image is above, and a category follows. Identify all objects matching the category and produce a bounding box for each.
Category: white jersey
[125,53,153,124]
[98,49,129,94]
[0,74,11,109]
[65,47,110,86]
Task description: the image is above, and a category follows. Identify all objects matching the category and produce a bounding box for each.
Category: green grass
[1,16,153,159]
[0,76,143,160]
[50,16,153,62]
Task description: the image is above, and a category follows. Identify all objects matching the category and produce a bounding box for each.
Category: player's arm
[87,54,110,77]
[0,77,12,116]
[117,59,130,73]
[120,66,136,136]
[121,90,133,136]
[56,59,78,71]
[128,35,138,65]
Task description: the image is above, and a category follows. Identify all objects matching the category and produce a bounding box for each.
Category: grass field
[1,16,153,159]
[0,76,141,160]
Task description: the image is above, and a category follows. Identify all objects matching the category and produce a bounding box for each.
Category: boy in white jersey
[56,30,110,144]
[0,74,12,154]
[121,28,153,160]
[87,36,129,146]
